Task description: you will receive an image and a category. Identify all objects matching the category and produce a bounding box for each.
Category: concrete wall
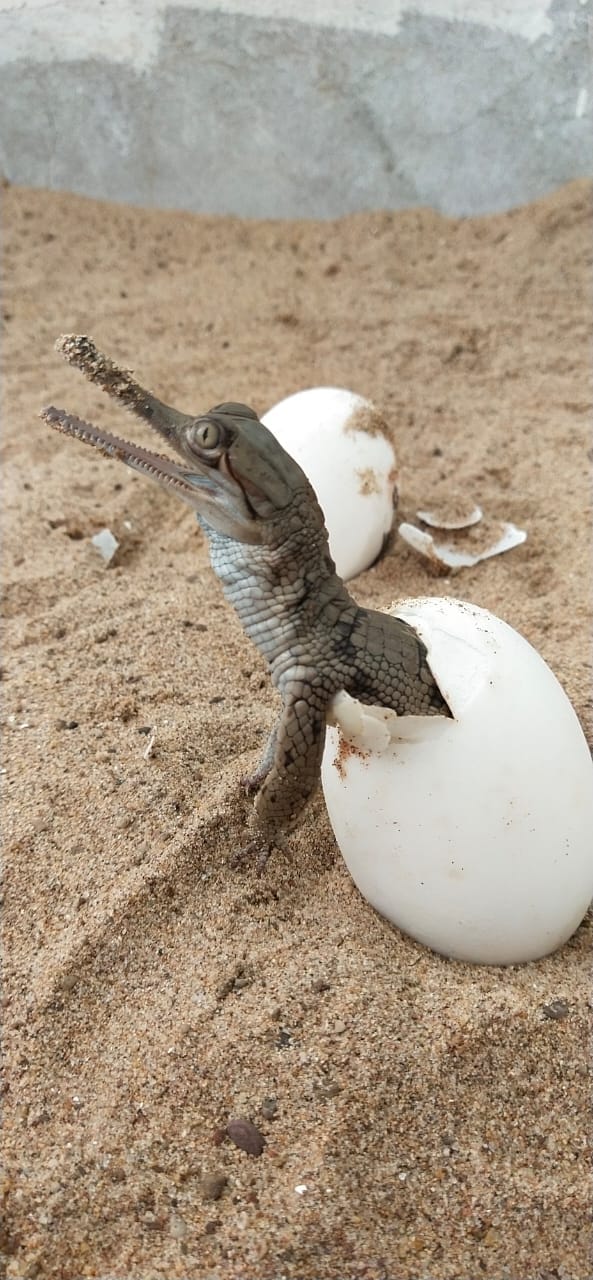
[0,0,590,217]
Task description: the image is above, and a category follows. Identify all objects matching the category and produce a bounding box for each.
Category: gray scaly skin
[41,336,452,865]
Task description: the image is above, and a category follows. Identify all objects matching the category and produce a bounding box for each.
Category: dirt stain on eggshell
[344,402,394,441]
[356,467,382,496]
[332,728,370,780]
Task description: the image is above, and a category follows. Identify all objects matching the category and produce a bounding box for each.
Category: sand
[1,178,592,1279]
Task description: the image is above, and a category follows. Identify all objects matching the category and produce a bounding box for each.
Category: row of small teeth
[42,409,192,491]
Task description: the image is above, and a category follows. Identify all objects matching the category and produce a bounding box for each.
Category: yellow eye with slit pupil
[193,419,221,450]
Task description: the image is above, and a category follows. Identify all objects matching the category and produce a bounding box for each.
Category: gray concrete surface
[0,0,590,217]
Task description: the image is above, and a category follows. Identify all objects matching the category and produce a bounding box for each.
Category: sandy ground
[1,178,592,1279]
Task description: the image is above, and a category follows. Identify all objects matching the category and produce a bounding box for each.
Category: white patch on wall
[575,87,589,118]
[0,1,165,70]
[414,1,553,41]
[0,0,555,73]
[177,0,555,42]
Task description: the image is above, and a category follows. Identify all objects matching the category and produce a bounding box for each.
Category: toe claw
[229,839,272,873]
[240,773,263,797]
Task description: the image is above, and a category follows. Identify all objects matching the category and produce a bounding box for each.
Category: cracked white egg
[262,387,396,581]
[322,597,593,965]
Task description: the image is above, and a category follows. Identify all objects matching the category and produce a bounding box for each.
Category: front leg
[346,607,451,718]
[234,693,327,868]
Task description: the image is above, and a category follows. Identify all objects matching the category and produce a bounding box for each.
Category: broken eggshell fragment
[322,596,593,965]
[398,518,526,572]
[416,491,483,530]
[262,387,397,580]
[91,527,120,564]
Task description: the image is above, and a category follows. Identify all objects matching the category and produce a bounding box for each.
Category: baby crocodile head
[41,335,312,545]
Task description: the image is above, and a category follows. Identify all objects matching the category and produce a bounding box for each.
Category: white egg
[322,597,593,965]
[262,387,396,580]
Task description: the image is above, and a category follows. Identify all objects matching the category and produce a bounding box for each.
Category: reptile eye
[191,418,221,450]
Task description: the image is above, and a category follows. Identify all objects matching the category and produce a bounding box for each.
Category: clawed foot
[229,828,289,873]
[240,770,266,797]
[229,838,273,874]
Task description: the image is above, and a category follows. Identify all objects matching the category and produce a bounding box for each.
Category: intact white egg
[262,387,396,580]
[322,597,593,965]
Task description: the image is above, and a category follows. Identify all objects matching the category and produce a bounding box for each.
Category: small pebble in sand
[315,1080,342,1100]
[199,1172,227,1202]
[311,976,331,993]
[226,1117,266,1156]
[541,998,570,1020]
[260,1097,278,1120]
[169,1214,187,1239]
[59,973,78,992]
